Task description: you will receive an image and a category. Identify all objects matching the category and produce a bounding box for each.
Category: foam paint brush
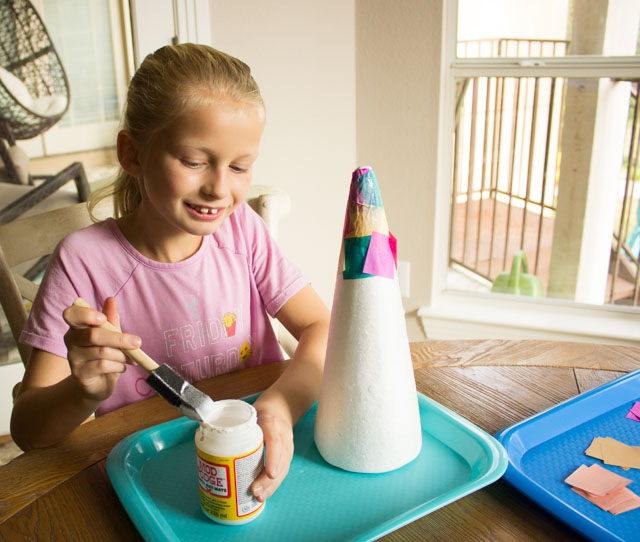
[73,298,218,422]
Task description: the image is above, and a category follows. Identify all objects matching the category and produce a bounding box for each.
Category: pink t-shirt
[20,202,308,415]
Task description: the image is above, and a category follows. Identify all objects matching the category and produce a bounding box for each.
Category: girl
[10,43,330,503]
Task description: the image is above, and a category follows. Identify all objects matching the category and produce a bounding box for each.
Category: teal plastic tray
[107,392,507,541]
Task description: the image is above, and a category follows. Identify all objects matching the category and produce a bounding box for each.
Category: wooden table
[1,339,639,541]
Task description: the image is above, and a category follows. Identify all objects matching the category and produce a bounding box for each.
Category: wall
[213,0,442,340]
[210,0,357,307]
[0,364,24,436]
[355,0,443,339]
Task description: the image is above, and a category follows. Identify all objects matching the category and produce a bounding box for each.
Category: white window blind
[42,0,119,127]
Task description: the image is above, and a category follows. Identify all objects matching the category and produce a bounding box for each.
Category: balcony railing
[450,39,640,306]
[457,38,569,58]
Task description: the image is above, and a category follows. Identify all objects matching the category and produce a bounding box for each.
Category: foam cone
[314,166,422,473]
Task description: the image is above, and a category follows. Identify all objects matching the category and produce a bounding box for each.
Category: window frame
[418,1,640,346]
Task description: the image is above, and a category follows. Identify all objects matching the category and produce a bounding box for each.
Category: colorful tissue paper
[585,436,640,470]
[341,167,397,280]
[343,204,389,238]
[349,167,383,207]
[565,464,632,496]
[362,231,396,279]
[572,487,640,514]
[626,401,640,422]
[565,464,640,515]
[343,236,372,280]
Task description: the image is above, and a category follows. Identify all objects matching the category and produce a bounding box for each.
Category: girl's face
[128,96,264,258]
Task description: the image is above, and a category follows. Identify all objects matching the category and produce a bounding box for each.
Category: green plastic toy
[491,250,543,297]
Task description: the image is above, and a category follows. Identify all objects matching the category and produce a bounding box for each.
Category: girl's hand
[251,409,294,502]
[62,297,140,402]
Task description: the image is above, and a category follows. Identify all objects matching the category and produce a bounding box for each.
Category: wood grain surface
[410,339,640,372]
[1,339,639,541]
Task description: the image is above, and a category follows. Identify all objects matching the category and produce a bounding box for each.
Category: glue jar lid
[196,399,262,457]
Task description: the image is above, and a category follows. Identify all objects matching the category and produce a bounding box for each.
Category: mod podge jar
[195,399,265,525]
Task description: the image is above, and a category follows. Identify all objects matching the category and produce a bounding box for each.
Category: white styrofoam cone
[314,166,422,473]
[314,273,422,473]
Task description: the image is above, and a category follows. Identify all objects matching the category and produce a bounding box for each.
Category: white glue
[195,399,265,525]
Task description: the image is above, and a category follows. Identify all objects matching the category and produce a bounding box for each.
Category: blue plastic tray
[107,392,507,542]
[495,369,640,542]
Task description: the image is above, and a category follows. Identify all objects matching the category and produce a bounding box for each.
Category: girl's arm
[11,349,103,450]
[251,284,330,501]
[10,298,140,450]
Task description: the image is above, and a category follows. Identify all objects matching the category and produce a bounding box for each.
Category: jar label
[197,443,265,521]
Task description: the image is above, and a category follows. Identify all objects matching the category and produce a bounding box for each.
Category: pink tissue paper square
[363,231,395,279]
[627,401,640,422]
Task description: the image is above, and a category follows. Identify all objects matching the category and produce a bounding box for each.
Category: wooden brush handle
[73,298,159,373]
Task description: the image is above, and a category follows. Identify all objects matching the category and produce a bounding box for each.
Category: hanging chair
[0,0,88,223]
[0,0,70,141]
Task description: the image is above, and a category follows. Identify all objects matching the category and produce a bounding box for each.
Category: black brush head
[146,364,216,421]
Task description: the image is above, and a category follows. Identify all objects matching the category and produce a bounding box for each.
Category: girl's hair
[89,43,264,219]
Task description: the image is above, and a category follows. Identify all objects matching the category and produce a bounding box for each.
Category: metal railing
[450,74,563,287]
[457,38,569,58]
[450,39,567,290]
[450,39,640,305]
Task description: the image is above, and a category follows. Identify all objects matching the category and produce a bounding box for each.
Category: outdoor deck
[450,198,637,304]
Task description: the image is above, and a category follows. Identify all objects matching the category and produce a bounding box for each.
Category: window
[19,1,211,158]
[43,0,120,128]
[21,0,131,156]
[450,0,640,307]
[418,0,640,343]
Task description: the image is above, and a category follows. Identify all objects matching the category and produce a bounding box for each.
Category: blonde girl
[11,43,330,503]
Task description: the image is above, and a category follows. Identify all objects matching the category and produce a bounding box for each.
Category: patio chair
[0,198,113,369]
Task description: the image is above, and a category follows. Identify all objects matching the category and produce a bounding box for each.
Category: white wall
[210,0,356,306]
[355,0,443,339]
[0,363,24,435]
[213,0,440,340]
